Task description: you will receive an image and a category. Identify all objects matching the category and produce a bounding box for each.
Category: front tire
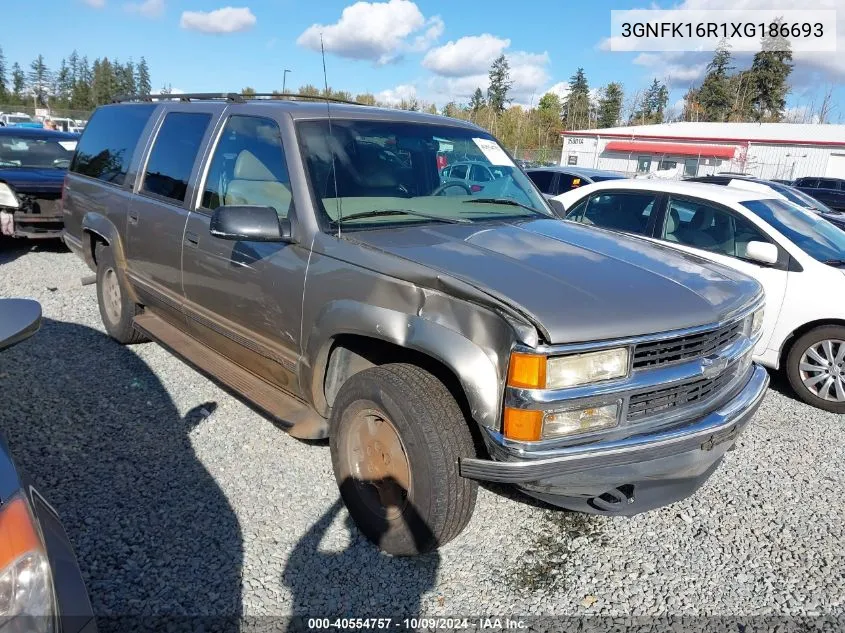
[95,243,147,345]
[329,363,478,555]
[785,325,845,413]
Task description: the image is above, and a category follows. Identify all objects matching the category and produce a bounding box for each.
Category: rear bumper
[460,364,768,515]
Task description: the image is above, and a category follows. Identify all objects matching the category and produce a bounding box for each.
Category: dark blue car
[0,128,78,239]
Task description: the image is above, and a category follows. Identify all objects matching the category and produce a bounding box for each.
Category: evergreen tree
[441,101,460,118]
[697,40,733,121]
[11,63,24,99]
[596,82,623,128]
[563,68,591,130]
[749,21,793,121]
[55,59,72,103]
[298,84,320,97]
[68,50,80,84]
[469,87,485,113]
[136,57,152,96]
[631,78,669,125]
[486,55,512,116]
[28,55,51,105]
[0,47,7,101]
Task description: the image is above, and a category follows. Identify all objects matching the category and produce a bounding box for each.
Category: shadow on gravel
[283,484,438,632]
[0,318,243,631]
[0,236,67,265]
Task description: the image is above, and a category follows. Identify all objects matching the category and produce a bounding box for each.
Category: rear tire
[785,325,845,413]
[329,363,478,555]
[95,243,147,345]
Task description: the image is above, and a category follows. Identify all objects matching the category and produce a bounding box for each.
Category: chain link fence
[0,104,92,123]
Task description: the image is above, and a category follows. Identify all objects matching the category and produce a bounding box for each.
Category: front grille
[627,367,736,422]
[632,320,745,370]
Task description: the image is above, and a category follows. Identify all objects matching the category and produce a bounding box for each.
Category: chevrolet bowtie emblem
[701,355,729,380]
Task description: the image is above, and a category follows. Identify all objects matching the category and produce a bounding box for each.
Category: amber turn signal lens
[507,352,547,389]
[0,496,42,570]
[503,407,543,442]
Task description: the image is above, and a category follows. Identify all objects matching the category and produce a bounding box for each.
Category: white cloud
[82,0,105,7]
[422,34,510,77]
[423,34,550,103]
[297,0,442,65]
[632,52,709,85]
[180,6,256,34]
[377,84,418,105]
[125,0,164,18]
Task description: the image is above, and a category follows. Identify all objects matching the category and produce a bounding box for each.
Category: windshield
[0,135,77,169]
[297,119,551,229]
[741,198,845,263]
[769,182,836,213]
[7,116,31,124]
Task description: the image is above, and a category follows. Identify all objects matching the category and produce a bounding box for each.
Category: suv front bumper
[460,364,768,515]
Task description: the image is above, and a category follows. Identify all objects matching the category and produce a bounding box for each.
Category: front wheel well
[779,319,845,369]
[323,335,485,455]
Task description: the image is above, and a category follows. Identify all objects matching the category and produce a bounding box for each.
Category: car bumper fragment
[460,364,769,515]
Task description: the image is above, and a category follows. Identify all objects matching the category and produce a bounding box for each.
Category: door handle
[184,231,199,248]
[128,212,139,226]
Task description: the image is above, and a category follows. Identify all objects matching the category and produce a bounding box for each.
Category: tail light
[470,184,483,192]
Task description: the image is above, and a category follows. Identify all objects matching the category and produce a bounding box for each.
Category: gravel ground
[1,240,844,626]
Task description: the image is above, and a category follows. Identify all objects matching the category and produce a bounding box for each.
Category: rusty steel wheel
[95,243,147,345]
[337,406,411,522]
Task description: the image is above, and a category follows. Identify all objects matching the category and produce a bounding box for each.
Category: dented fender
[302,296,519,431]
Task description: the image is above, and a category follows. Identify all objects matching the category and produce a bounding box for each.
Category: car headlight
[507,348,630,391]
[543,402,620,439]
[0,495,56,632]
[751,308,764,336]
[546,348,629,389]
[0,182,19,209]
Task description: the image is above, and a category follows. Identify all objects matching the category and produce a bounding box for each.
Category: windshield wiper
[335,208,470,224]
[462,197,545,215]
[823,259,845,267]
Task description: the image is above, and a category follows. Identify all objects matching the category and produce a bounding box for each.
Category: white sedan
[552,179,845,413]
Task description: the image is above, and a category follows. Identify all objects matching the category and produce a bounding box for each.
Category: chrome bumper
[460,364,769,514]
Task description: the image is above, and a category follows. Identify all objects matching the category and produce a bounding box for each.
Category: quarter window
[661,197,769,259]
[201,115,293,218]
[142,112,211,203]
[526,170,554,193]
[70,104,155,185]
[817,179,839,190]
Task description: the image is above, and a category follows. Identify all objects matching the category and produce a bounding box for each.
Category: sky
[3,0,844,122]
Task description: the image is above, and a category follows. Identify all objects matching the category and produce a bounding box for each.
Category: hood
[352,219,761,344]
[0,168,65,194]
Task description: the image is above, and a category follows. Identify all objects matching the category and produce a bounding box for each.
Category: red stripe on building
[604,140,738,159]
[562,131,845,148]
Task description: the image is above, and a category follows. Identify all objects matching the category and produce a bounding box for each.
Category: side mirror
[547,198,566,218]
[746,240,778,265]
[209,205,293,243]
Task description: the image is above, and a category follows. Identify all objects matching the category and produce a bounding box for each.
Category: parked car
[63,96,767,555]
[0,127,78,239]
[688,175,845,232]
[793,177,845,212]
[0,113,36,127]
[554,179,845,412]
[439,159,511,194]
[0,298,97,633]
[526,166,627,199]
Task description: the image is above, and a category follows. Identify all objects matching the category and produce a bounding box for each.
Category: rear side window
[797,178,819,188]
[555,173,581,194]
[527,170,554,193]
[142,112,211,203]
[70,104,155,185]
[579,192,657,235]
[817,179,839,190]
[450,164,468,179]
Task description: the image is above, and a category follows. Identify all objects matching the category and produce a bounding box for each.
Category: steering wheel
[432,181,472,196]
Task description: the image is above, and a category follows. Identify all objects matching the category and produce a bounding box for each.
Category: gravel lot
[1,240,843,626]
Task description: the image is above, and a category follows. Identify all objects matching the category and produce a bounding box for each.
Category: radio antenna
[320,34,342,239]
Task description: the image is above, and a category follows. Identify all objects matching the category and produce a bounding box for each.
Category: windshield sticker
[472,138,515,167]
[59,141,78,151]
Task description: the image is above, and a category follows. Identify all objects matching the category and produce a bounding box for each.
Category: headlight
[0,495,56,632]
[543,402,620,439]
[546,348,629,389]
[0,182,19,208]
[751,308,764,336]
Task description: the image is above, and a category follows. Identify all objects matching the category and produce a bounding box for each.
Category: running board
[133,312,328,440]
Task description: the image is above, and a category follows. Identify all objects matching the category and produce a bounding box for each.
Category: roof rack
[112,92,369,106]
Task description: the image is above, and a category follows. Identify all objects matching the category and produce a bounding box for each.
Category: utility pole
[282,69,291,95]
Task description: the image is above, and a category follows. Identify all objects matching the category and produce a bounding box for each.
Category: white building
[560,122,845,181]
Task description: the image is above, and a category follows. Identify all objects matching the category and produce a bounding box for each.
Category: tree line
[0,46,152,112]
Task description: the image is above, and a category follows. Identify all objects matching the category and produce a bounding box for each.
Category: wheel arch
[778,318,845,370]
[82,212,139,303]
[304,301,508,433]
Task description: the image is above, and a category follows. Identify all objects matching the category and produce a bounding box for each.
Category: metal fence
[0,104,92,122]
